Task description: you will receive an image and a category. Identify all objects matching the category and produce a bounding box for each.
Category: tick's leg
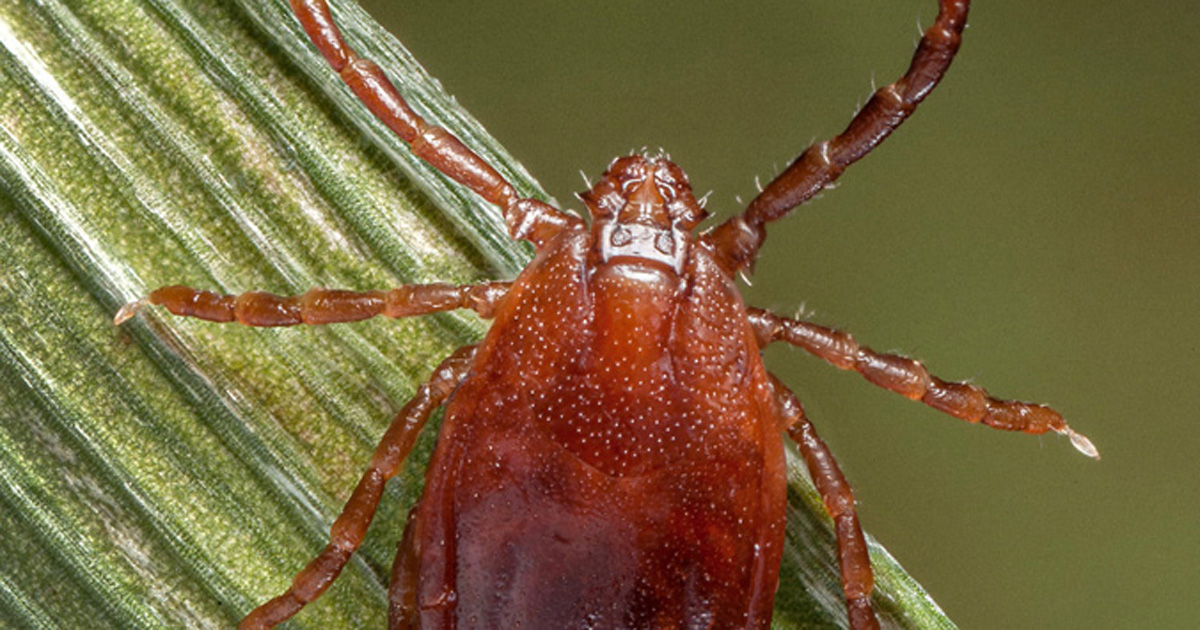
[113,281,511,326]
[288,0,581,247]
[387,508,420,630]
[770,375,879,630]
[238,344,476,630]
[705,0,970,271]
[750,308,1099,458]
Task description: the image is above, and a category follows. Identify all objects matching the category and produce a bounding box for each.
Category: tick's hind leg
[114,281,512,326]
[749,308,1099,458]
[770,375,879,630]
[239,344,477,630]
[387,508,420,630]
[287,0,580,246]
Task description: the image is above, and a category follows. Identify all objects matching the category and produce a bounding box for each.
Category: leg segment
[288,0,581,247]
[750,308,1099,458]
[238,344,477,630]
[387,508,420,630]
[113,281,511,326]
[770,375,879,630]
[706,0,970,271]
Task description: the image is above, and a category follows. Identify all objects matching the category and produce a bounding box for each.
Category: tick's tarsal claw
[113,298,147,326]
[1060,426,1100,460]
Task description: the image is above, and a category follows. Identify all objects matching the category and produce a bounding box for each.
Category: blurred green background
[360,1,1198,628]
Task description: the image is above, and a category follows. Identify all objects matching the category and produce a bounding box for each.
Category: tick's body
[409,226,785,628]
[116,0,1097,628]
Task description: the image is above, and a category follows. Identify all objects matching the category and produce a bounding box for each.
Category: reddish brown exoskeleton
[115,0,1098,628]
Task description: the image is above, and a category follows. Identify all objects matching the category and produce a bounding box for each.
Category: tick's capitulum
[116,1,1097,628]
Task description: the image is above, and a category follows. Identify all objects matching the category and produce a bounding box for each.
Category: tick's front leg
[114,281,512,326]
[749,308,1099,458]
[287,0,581,247]
[704,0,970,273]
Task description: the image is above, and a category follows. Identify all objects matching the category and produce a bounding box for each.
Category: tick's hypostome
[116,1,1096,628]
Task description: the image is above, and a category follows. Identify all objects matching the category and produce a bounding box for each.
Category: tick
[116,0,1098,628]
